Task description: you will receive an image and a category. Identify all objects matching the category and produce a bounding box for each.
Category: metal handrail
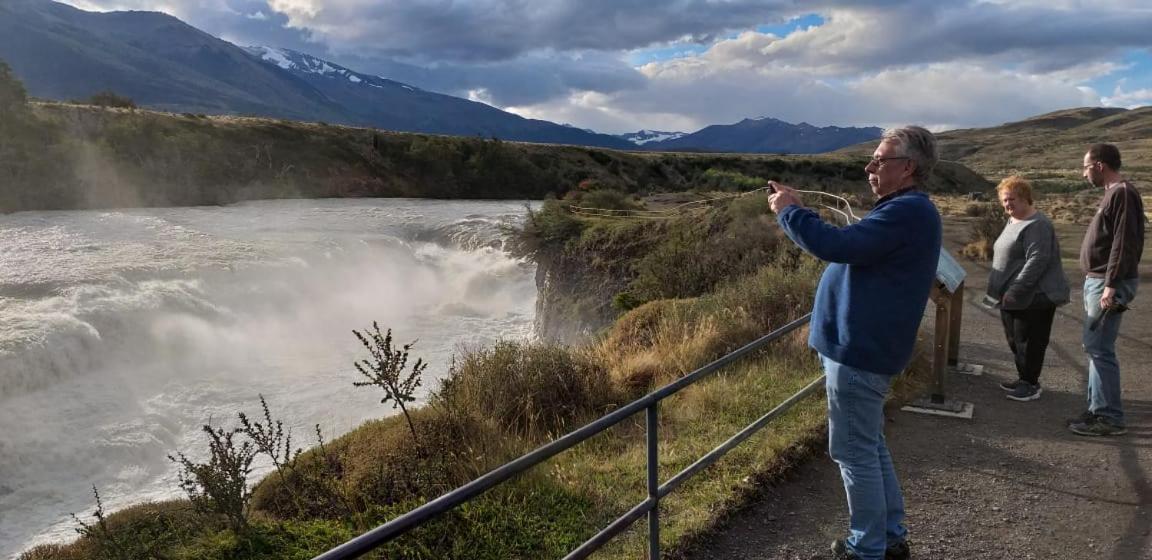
[313,312,817,560]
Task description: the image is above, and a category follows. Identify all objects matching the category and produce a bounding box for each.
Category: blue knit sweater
[778,189,942,376]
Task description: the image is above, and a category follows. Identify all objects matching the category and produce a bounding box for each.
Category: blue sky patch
[627,13,825,66]
[1088,48,1152,101]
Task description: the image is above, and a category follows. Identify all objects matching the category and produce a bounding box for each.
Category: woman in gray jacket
[987,176,1071,401]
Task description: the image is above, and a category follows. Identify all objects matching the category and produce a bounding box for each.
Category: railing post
[646,403,660,560]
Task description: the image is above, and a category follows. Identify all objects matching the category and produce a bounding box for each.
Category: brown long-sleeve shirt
[1079,180,1146,286]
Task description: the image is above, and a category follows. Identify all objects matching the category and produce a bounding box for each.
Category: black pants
[999,300,1057,385]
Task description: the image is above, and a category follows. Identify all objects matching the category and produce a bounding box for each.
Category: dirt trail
[684,217,1152,560]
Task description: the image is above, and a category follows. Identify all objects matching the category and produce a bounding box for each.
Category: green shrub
[0,59,27,111]
[625,201,781,307]
[86,90,137,109]
[170,425,258,533]
[251,407,506,518]
[565,188,643,211]
[434,341,619,440]
[964,201,999,217]
[698,168,763,191]
[507,200,586,260]
[961,202,1006,261]
[17,545,90,560]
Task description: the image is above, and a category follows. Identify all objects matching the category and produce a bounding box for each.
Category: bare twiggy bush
[238,395,304,516]
[352,322,427,442]
[69,487,131,560]
[169,424,256,533]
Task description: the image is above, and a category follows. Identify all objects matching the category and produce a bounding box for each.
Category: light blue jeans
[822,355,907,560]
[1083,277,1139,424]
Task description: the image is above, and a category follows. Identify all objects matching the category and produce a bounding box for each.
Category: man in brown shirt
[1069,143,1147,436]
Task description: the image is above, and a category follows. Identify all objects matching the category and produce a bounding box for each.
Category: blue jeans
[1083,277,1139,424]
[822,355,906,560]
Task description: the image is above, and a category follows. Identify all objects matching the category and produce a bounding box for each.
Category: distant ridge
[641,117,883,154]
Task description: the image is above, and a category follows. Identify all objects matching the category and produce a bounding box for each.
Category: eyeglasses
[867,156,910,168]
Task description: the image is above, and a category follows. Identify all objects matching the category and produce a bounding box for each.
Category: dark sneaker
[1066,410,1096,427]
[830,539,910,560]
[885,540,911,560]
[999,379,1027,392]
[1006,382,1042,402]
[830,539,861,559]
[1069,415,1127,437]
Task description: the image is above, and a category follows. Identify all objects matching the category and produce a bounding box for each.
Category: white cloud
[52,0,1152,133]
[512,58,1103,134]
[1103,87,1152,108]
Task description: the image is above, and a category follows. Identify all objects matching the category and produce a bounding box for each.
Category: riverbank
[19,193,862,560]
[2,100,990,213]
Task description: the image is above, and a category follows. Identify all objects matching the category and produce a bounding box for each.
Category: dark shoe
[1069,415,1127,436]
[1005,382,1041,402]
[830,539,861,559]
[999,378,1027,392]
[885,540,911,560]
[1066,410,1096,427]
[831,539,910,560]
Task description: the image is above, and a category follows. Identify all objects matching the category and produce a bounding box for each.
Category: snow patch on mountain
[617,129,688,145]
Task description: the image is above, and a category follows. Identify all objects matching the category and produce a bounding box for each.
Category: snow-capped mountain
[240,45,633,148]
[0,0,632,148]
[617,130,688,145]
[245,46,419,93]
[0,0,881,154]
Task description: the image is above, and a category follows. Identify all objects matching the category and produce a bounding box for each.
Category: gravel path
[683,218,1152,560]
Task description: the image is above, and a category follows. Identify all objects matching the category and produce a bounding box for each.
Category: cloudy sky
[60,0,1152,134]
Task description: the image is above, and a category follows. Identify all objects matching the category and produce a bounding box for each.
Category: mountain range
[634,117,882,153]
[0,0,634,148]
[0,0,879,153]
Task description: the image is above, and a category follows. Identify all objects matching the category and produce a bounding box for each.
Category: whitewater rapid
[0,199,537,558]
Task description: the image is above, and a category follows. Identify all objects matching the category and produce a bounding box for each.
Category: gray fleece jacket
[987,211,1071,310]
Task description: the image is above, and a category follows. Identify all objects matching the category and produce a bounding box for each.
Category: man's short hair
[996,175,1033,205]
[882,126,938,184]
[1087,143,1122,171]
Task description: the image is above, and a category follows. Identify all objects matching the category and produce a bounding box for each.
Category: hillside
[838,107,1152,191]
[0,98,990,213]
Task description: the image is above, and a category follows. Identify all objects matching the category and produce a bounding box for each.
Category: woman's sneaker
[1069,415,1127,436]
[999,379,1027,392]
[1066,410,1096,426]
[1006,382,1042,402]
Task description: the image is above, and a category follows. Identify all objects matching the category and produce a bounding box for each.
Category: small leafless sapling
[351,322,427,443]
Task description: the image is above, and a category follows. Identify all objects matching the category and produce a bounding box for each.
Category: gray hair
[882,126,938,184]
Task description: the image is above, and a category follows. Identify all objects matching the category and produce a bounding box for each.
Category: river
[0,198,537,558]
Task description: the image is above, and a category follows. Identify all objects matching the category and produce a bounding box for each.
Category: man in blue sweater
[768,126,942,560]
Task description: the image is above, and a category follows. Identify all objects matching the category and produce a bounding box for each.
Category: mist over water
[0,199,537,558]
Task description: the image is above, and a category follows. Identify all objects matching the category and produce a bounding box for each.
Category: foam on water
[0,199,536,558]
